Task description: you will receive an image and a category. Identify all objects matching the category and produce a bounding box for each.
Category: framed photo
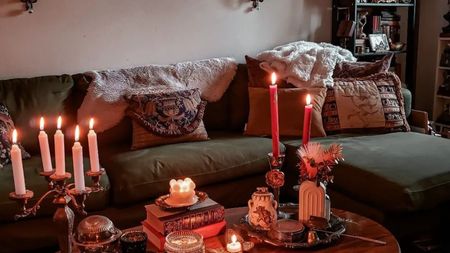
[369,34,390,52]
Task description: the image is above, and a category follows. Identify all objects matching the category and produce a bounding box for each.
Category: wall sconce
[21,0,37,14]
[251,0,264,10]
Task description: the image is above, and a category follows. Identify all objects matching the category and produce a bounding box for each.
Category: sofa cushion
[0,75,76,154]
[228,64,251,131]
[101,131,282,205]
[324,73,410,134]
[284,133,450,212]
[245,87,327,137]
[0,156,110,223]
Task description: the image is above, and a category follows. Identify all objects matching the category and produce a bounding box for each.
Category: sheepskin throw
[257,41,356,88]
[78,57,237,132]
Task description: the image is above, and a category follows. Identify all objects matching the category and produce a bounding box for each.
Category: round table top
[131,207,400,253]
[203,207,400,253]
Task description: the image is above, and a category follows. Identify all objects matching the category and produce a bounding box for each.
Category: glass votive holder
[164,230,205,253]
[120,231,147,253]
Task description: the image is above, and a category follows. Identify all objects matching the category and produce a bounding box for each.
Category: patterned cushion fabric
[245,55,294,88]
[322,72,410,133]
[126,88,208,149]
[0,104,30,168]
[245,87,327,138]
[333,53,393,78]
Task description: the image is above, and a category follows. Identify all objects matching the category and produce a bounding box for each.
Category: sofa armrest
[408,109,429,134]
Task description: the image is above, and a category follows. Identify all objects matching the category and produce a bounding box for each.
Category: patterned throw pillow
[333,53,393,78]
[126,88,209,149]
[0,103,31,168]
[322,72,410,133]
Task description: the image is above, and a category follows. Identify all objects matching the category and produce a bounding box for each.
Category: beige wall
[415,0,448,114]
[0,0,331,79]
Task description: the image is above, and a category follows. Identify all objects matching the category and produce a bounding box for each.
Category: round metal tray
[239,203,346,249]
[155,191,208,211]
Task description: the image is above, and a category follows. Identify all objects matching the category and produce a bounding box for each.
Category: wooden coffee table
[133,207,400,253]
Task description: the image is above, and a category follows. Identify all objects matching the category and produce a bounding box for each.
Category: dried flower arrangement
[297,143,344,185]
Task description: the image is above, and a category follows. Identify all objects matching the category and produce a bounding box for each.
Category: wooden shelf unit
[432,37,450,136]
[332,0,419,98]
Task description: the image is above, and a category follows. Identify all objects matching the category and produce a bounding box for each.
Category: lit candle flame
[231,234,237,243]
[306,94,311,105]
[12,129,17,144]
[75,125,80,142]
[40,117,44,131]
[57,116,62,129]
[89,118,94,130]
[271,72,277,85]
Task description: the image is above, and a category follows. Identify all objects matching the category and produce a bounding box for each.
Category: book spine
[162,207,225,235]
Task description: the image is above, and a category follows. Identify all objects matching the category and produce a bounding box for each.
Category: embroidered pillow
[333,53,393,78]
[322,72,410,134]
[0,103,31,168]
[126,88,208,149]
[245,87,327,138]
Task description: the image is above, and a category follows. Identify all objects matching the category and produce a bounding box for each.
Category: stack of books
[380,11,401,43]
[142,198,226,250]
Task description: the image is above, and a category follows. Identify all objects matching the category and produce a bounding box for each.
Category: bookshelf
[332,0,419,97]
[432,37,450,136]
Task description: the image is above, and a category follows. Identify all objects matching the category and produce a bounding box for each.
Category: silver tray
[237,203,346,249]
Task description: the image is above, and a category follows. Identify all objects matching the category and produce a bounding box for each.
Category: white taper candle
[11,130,26,195]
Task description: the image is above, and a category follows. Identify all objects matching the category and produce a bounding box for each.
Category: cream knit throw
[78,57,237,132]
[257,41,356,88]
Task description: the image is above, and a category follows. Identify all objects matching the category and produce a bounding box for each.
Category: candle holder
[40,169,55,189]
[86,168,105,192]
[265,152,288,219]
[8,169,105,253]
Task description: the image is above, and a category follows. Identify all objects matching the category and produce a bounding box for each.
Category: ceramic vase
[298,180,329,223]
[248,187,277,230]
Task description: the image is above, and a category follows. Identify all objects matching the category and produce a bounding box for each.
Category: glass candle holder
[120,231,147,253]
[164,230,205,253]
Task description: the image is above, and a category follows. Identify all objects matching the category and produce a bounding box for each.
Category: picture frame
[369,34,390,52]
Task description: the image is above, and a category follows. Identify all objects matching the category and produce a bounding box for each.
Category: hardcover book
[145,198,225,235]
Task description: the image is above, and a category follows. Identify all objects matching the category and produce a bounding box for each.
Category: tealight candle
[226,234,242,253]
[54,116,65,176]
[38,117,53,172]
[11,130,26,195]
[168,178,196,205]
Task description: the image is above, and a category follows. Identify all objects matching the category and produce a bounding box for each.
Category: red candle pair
[269,73,312,158]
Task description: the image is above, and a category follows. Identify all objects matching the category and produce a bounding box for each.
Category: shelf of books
[332,0,417,94]
[433,37,450,136]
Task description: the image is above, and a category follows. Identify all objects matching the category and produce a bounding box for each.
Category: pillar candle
[54,116,65,176]
[302,94,313,145]
[11,130,26,195]
[87,118,100,172]
[38,117,53,172]
[72,125,85,192]
[269,72,280,158]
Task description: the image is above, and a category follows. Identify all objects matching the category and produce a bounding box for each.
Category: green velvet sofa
[0,65,448,252]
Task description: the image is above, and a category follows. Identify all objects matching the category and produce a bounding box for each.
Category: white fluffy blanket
[78,57,237,132]
[257,41,356,87]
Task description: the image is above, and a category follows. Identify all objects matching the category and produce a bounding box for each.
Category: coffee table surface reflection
[130,207,400,253]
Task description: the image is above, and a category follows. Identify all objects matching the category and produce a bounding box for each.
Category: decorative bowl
[73,215,122,253]
[164,230,205,253]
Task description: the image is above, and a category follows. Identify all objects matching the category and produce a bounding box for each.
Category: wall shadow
[0,0,24,17]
